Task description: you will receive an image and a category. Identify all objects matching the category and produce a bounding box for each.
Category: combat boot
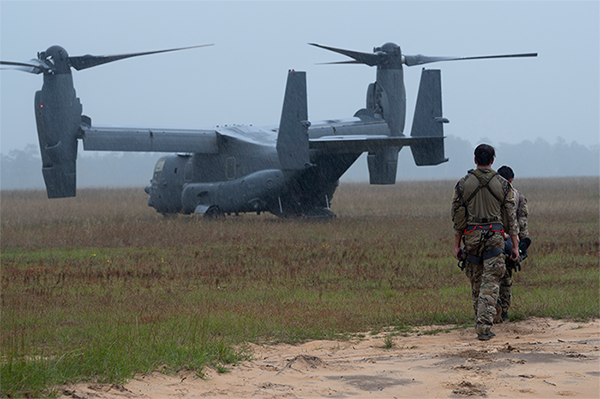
[477,331,496,341]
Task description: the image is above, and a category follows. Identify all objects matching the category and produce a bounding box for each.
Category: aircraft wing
[309,135,442,154]
[81,126,219,153]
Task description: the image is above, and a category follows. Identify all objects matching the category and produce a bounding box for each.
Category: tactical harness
[457,170,505,270]
[458,229,505,271]
[464,169,503,224]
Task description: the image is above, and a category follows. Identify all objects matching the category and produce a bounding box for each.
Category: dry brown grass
[1,177,598,398]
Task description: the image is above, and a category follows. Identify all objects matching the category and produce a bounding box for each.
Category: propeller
[1,44,214,75]
[309,42,537,67]
[68,44,213,71]
[0,58,53,74]
[403,52,538,66]
[309,43,385,66]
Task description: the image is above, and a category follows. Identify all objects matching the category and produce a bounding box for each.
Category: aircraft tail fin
[367,147,399,184]
[410,69,449,166]
[276,70,310,172]
[34,73,83,198]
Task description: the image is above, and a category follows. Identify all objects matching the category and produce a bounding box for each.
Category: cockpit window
[152,159,166,184]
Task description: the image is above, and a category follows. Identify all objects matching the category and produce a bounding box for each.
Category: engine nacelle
[35,72,82,198]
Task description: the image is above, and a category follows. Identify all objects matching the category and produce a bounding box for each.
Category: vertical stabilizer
[367,147,399,184]
[410,69,449,166]
[276,70,310,172]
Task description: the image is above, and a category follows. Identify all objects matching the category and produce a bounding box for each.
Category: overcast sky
[1,0,599,157]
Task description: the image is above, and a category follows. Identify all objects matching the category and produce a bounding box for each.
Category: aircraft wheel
[204,206,225,220]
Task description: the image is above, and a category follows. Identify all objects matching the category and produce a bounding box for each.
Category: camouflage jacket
[514,187,529,240]
[451,168,519,237]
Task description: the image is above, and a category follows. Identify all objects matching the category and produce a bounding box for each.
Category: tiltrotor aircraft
[1,43,536,218]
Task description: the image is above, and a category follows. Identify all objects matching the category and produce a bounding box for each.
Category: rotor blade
[316,60,363,65]
[0,59,48,74]
[1,60,40,68]
[68,44,214,71]
[309,43,382,66]
[404,52,538,67]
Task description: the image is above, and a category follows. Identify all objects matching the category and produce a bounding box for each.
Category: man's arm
[501,180,519,237]
[451,180,467,260]
[454,233,464,260]
[509,235,519,260]
[502,180,520,260]
[517,192,529,240]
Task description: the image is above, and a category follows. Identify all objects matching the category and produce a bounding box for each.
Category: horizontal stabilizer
[310,135,435,153]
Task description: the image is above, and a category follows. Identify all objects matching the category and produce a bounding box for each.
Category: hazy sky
[1,0,599,157]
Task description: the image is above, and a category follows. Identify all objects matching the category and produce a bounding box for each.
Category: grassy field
[1,177,598,397]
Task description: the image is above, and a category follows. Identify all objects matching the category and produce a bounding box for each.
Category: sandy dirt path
[60,318,599,398]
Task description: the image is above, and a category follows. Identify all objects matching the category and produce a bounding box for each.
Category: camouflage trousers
[499,267,513,315]
[462,229,506,335]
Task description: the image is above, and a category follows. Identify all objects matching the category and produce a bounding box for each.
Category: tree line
[1,137,598,190]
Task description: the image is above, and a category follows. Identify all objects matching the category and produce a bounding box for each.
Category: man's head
[474,144,495,167]
[498,165,515,182]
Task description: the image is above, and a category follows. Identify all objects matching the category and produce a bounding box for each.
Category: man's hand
[454,234,463,260]
[455,246,464,260]
[510,246,519,261]
[510,235,519,261]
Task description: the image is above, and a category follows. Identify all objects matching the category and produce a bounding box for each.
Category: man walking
[452,144,519,340]
[496,165,530,322]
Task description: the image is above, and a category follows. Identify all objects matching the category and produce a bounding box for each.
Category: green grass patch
[1,178,598,397]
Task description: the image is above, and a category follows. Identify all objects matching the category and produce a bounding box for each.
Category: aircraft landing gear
[204,205,225,220]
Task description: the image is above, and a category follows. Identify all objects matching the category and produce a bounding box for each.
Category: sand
[59,318,599,398]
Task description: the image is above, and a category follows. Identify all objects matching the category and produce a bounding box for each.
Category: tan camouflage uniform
[452,168,519,336]
[498,187,529,318]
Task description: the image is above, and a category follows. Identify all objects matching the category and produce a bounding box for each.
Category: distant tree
[495,137,599,177]
[344,135,599,182]
[0,144,45,189]
[1,148,160,191]
[77,152,160,188]
[1,137,598,190]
